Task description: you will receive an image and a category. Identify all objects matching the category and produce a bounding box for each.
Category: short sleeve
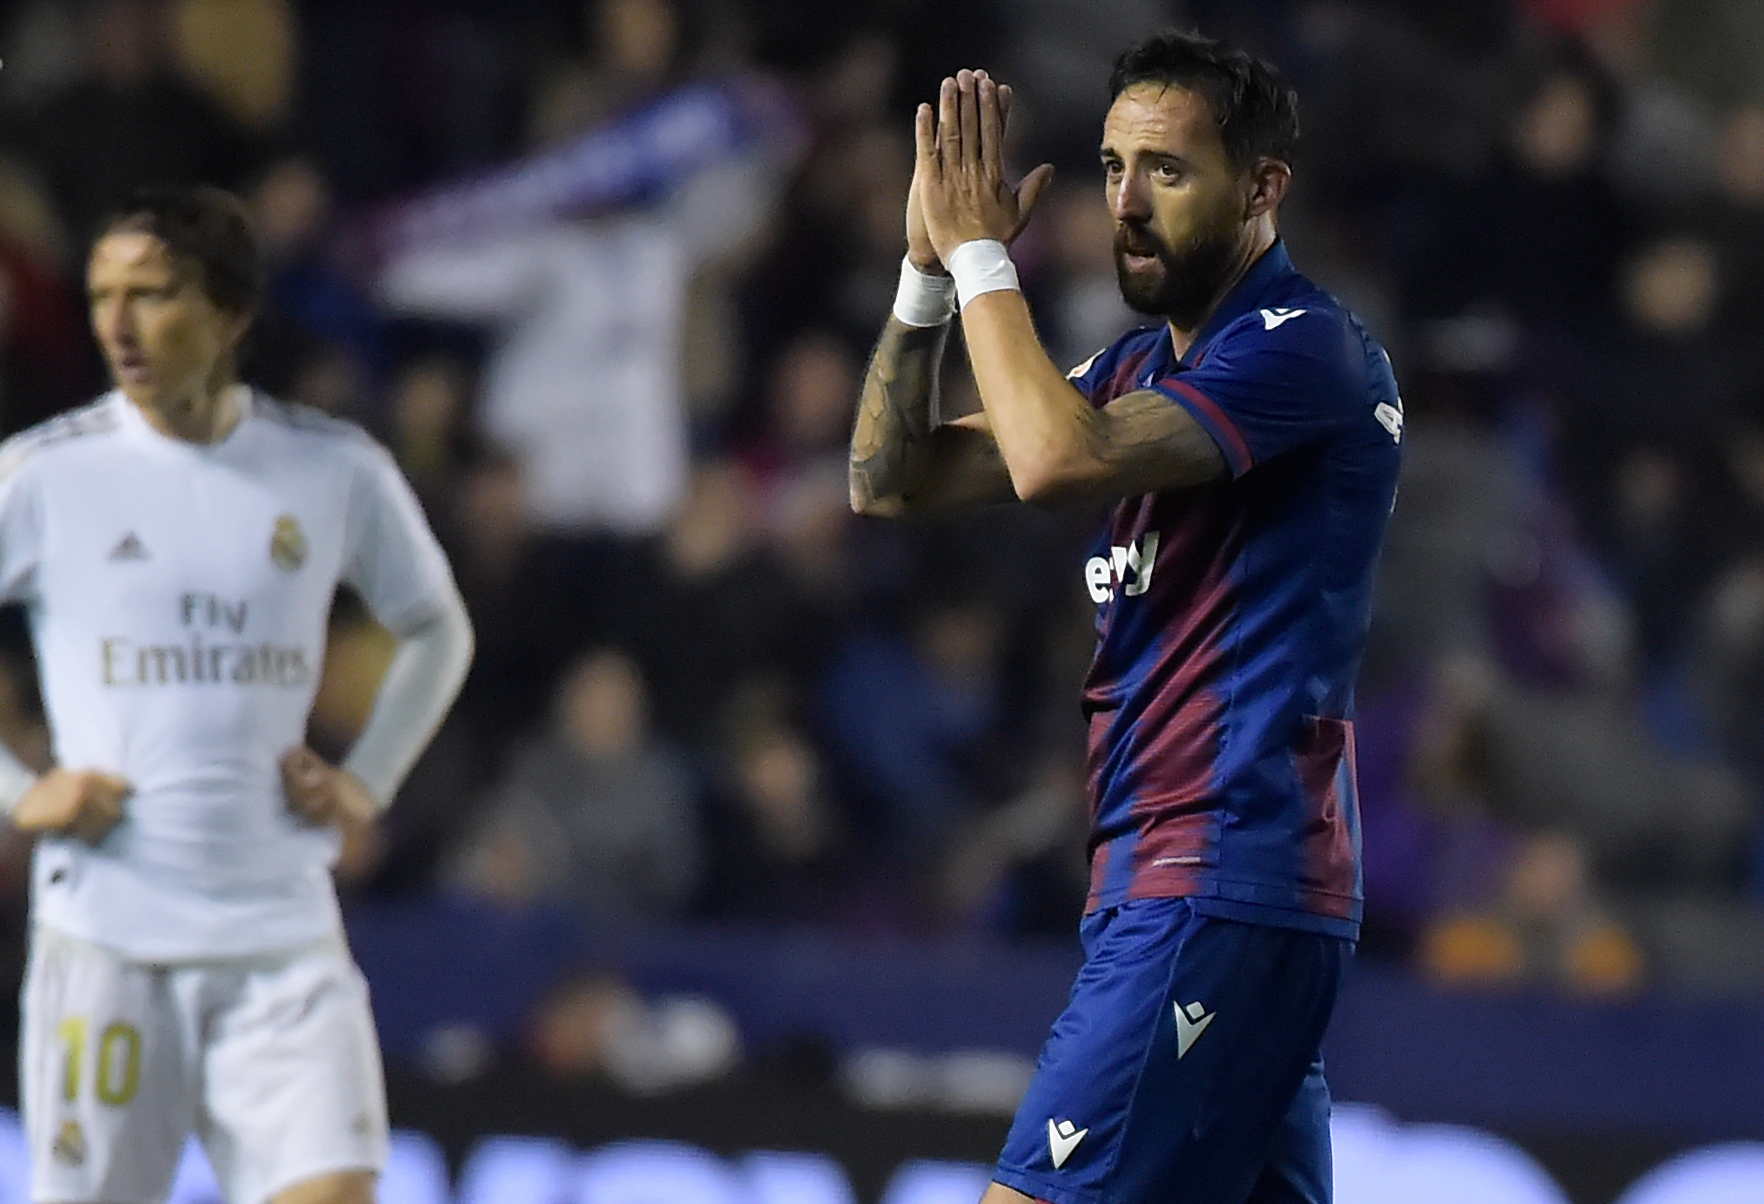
[1064,329,1152,408]
[343,443,461,633]
[1151,310,1362,478]
[1065,346,1109,403]
[0,443,44,604]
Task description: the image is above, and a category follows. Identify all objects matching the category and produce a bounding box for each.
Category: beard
[1113,213,1243,327]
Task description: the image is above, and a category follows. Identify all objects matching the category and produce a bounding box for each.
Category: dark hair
[96,186,264,315]
[1109,30,1299,171]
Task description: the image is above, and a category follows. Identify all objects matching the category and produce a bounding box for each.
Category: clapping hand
[914,69,1055,266]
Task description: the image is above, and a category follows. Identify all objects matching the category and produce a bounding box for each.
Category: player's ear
[1245,158,1290,219]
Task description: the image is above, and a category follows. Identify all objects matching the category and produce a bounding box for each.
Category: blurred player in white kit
[0,185,475,1204]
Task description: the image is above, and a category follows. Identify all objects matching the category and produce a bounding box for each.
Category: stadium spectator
[449,647,705,925]
[10,0,260,245]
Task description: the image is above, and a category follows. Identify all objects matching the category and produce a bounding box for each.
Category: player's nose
[105,324,142,359]
[1110,173,1151,221]
[95,305,135,348]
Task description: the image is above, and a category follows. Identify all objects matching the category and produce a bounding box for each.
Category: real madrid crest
[270,514,307,571]
[52,1118,86,1166]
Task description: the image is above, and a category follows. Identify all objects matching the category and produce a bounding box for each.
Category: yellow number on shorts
[54,1016,141,1106]
[56,1016,84,1102]
[96,1024,141,1105]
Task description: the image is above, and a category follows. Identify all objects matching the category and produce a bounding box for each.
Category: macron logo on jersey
[1047,1118,1088,1168]
[1174,1001,1216,1058]
[1260,307,1306,330]
[1084,532,1159,604]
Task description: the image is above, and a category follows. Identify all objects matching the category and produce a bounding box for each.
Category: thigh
[1243,1057,1332,1204]
[20,928,197,1204]
[199,942,389,1204]
[993,901,1345,1204]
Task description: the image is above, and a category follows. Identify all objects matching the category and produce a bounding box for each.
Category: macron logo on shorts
[1047,1118,1088,1168]
[1174,1001,1215,1058]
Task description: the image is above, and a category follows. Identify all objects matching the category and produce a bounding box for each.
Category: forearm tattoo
[849,318,950,510]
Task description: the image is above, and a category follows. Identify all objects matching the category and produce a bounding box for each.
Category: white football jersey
[0,391,459,960]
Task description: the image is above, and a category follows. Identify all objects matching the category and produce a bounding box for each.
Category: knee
[269,1169,377,1204]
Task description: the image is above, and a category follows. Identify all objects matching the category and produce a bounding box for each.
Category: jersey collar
[114,384,256,449]
[1178,238,1296,368]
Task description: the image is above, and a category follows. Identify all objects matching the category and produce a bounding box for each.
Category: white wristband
[947,239,1020,310]
[892,257,957,327]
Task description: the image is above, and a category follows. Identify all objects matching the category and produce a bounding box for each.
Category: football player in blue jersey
[850,30,1401,1204]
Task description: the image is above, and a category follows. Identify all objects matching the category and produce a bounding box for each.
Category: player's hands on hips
[281,745,378,831]
[916,69,1054,264]
[11,768,131,844]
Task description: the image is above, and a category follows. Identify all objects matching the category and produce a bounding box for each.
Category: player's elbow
[456,608,478,670]
[1006,446,1093,507]
[430,590,477,677]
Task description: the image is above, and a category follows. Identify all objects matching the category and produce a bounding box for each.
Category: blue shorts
[994,897,1348,1204]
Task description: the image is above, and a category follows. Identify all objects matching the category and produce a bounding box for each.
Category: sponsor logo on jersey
[1374,397,1404,443]
[100,637,313,687]
[100,592,312,687]
[1083,532,1159,603]
[270,514,307,571]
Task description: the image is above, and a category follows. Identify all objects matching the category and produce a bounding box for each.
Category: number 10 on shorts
[56,1017,141,1106]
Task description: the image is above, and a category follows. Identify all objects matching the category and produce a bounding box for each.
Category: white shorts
[20,926,389,1204]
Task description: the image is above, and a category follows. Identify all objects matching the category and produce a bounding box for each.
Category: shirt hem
[993,1166,1099,1204]
[1085,878,1360,940]
[31,919,349,967]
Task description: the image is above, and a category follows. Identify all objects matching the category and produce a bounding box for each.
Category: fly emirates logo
[100,592,313,688]
[1084,532,1159,604]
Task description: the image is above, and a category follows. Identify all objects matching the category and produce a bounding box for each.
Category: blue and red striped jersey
[1067,241,1401,939]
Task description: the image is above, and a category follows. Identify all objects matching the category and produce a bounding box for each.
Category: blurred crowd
[0,0,1758,1073]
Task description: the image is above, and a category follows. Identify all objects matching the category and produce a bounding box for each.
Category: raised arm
[849,79,1053,519]
[918,71,1227,506]
[848,313,1013,516]
[958,294,1224,504]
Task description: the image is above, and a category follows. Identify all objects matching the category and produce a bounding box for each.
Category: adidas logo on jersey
[108,532,149,561]
[1083,532,1159,604]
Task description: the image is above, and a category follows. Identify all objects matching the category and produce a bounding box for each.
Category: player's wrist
[336,761,391,818]
[0,762,44,821]
[905,248,945,275]
[946,239,1020,311]
[893,256,958,327]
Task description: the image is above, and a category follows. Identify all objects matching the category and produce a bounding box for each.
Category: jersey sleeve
[0,441,44,605]
[343,442,462,633]
[1150,310,1362,478]
[1065,338,1132,408]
